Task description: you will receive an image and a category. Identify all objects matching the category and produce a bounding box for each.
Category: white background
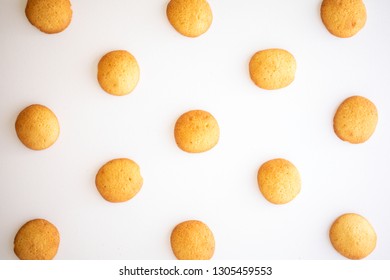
[0,0,389,260]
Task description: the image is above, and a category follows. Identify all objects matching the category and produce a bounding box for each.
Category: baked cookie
[95,158,143,203]
[333,95,378,144]
[97,50,140,96]
[166,0,213,37]
[25,0,73,34]
[170,220,215,260]
[174,109,219,153]
[329,213,376,259]
[321,0,367,38]
[14,219,60,260]
[249,49,296,90]
[15,104,60,150]
[257,158,301,204]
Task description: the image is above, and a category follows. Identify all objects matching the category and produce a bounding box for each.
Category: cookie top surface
[95,158,143,203]
[329,213,376,259]
[15,104,60,150]
[167,0,213,37]
[257,158,301,204]
[97,50,140,96]
[249,48,296,90]
[25,0,72,34]
[174,109,219,153]
[170,220,215,260]
[14,219,60,260]
[333,95,378,144]
[321,0,367,38]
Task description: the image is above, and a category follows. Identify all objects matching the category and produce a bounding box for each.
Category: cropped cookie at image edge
[15,104,60,150]
[95,158,143,203]
[174,109,220,153]
[97,50,140,96]
[249,49,296,90]
[170,220,215,260]
[321,0,367,38]
[329,213,376,259]
[14,219,60,260]
[25,0,73,34]
[166,0,213,38]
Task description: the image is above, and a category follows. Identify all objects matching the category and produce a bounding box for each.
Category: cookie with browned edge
[329,213,376,259]
[97,50,140,96]
[95,158,143,203]
[15,104,60,150]
[257,158,301,204]
[25,0,72,34]
[14,219,60,260]
[167,0,213,37]
[321,0,367,38]
[249,49,296,90]
[333,95,378,144]
[174,109,219,153]
[170,220,215,260]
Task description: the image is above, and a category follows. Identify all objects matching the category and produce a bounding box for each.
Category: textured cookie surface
[95,158,143,203]
[174,110,219,153]
[97,50,140,96]
[167,0,213,37]
[321,0,367,38]
[170,220,215,260]
[249,49,296,90]
[15,104,60,150]
[25,0,72,34]
[333,95,378,144]
[257,158,301,204]
[14,219,60,260]
[329,213,376,259]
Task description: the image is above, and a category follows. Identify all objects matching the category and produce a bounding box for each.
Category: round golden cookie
[166,0,213,37]
[321,0,367,38]
[15,104,60,150]
[95,158,143,203]
[257,158,301,204]
[14,219,60,260]
[174,110,219,153]
[170,220,215,260]
[249,49,296,90]
[25,0,73,34]
[329,213,376,259]
[97,50,140,96]
[333,95,378,144]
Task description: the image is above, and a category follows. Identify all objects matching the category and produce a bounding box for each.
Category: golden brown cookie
[249,49,296,90]
[97,50,140,96]
[170,220,215,260]
[321,0,367,38]
[166,0,213,37]
[14,219,60,260]
[95,158,143,203]
[15,104,60,150]
[329,213,376,259]
[25,0,73,34]
[174,109,219,153]
[257,158,301,204]
[333,95,378,144]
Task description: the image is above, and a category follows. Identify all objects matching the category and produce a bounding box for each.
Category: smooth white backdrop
[0,0,389,259]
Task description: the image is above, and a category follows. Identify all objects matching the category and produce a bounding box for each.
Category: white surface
[0,0,389,260]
